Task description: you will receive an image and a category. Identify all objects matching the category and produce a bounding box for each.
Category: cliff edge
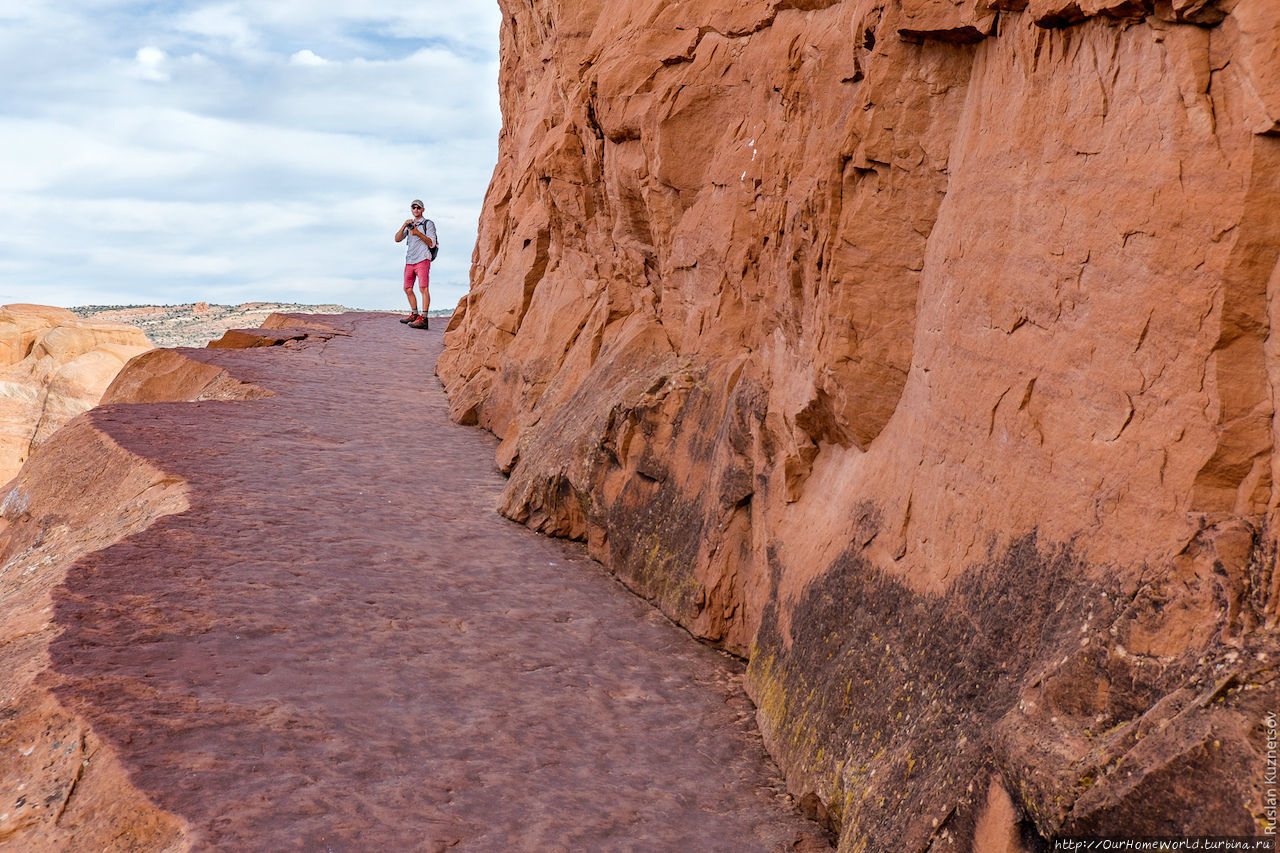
[438,1,1280,848]
[0,305,152,484]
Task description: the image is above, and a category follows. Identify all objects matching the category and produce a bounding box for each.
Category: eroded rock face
[439,1,1280,848]
[0,305,152,483]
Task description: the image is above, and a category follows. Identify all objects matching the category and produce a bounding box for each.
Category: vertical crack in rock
[1191,136,1280,516]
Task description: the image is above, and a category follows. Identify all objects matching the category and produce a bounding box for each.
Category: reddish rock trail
[46,314,826,851]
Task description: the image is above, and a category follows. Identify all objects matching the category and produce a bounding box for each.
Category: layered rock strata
[438,1,1280,848]
[0,305,152,484]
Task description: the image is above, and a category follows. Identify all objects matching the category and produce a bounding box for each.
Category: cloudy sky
[0,1,502,311]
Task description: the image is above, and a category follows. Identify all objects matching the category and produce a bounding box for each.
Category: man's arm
[395,219,413,243]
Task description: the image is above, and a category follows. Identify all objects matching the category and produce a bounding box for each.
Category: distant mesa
[72,302,362,349]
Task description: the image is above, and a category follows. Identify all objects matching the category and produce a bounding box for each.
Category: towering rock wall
[439,0,1280,848]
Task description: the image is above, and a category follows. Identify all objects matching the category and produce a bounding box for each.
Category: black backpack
[427,220,439,260]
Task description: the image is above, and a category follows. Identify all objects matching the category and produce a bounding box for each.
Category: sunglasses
[411,205,423,210]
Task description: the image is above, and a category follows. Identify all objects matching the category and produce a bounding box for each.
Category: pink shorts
[404,260,431,291]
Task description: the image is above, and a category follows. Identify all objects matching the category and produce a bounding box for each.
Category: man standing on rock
[395,200,437,329]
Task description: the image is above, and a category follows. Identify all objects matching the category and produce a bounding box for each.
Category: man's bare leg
[408,283,432,329]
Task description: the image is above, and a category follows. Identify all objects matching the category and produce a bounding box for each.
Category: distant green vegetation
[70,305,162,315]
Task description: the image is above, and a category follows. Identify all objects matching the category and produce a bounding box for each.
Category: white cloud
[134,46,170,81]
[0,1,502,311]
[289,49,328,66]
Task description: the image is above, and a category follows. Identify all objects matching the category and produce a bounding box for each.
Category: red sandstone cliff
[438,1,1280,848]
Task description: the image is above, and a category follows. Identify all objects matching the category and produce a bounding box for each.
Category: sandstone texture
[0,305,152,484]
[0,313,829,851]
[438,1,1280,848]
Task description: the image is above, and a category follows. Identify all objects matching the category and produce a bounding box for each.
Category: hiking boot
[408,316,429,330]
[399,313,420,324]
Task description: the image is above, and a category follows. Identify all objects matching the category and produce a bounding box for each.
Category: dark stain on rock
[749,528,1272,850]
